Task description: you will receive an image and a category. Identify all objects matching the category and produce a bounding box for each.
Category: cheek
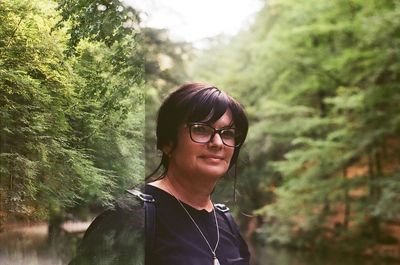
[174,137,201,161]
[226,149,235,163]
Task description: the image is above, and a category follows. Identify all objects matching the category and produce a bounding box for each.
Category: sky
[125,0,264,45]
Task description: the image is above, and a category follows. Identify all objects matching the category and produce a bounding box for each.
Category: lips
[200,155,224,160]
[199,155,224,164]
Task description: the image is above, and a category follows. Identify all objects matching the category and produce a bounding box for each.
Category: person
[69,83,250,265]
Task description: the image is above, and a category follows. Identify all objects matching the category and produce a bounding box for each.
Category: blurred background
[1,0,399,264]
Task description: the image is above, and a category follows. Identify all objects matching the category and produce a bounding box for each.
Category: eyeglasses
[187,123,242,147]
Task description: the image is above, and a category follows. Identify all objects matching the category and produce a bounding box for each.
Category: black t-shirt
[69,185,250,265]
[145,185,250,265]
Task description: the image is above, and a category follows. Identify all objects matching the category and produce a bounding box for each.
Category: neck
[152,171,217,212]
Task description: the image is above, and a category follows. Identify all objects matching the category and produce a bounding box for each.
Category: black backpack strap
[215,203,251,261]
[214,203,241,239]
[126,189,156,261]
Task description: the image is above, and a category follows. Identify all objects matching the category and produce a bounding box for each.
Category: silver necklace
[166,183,220,265]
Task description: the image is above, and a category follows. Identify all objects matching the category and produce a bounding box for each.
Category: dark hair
[147,83,248,180]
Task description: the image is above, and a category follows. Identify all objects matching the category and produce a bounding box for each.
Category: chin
[200,167,228,179]
[196,159,230,178]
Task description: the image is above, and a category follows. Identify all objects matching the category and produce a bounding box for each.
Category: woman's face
[166,110,235,180]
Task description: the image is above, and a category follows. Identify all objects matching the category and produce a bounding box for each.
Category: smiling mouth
[200,155,224,161]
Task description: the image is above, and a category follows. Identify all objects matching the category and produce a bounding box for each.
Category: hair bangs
[185,87,231,125]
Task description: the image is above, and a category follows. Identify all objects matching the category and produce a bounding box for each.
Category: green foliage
[189,0,400,250]
[373,171,400,220]
[55,0,141,54]
[0,0,189,226]
[141,28,191,176]
[0,0,145,224]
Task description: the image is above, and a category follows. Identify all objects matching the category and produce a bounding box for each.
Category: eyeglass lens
[189,124,238,147]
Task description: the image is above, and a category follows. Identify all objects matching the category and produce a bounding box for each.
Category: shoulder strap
[215,203,251,261]
[126,189,156,261]
[126,189,155,203]
[214,203,241,240]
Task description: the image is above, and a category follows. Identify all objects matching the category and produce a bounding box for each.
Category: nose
[209,132,224,147]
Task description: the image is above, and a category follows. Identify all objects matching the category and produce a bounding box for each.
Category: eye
[221,129,236,139]
[191,124,212,135]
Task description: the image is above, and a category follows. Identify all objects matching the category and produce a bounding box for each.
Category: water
[0,223,398,265]
[0,223,79,265]
[252,244,398,265]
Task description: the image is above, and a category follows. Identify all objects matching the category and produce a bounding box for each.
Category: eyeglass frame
[187,122,243,147]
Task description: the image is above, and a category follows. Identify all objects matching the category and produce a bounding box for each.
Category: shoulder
[80,190,146,245]
[214,203,251,262]
[88,190,145,232]
[214,203,239,236]
[69,190,147,265]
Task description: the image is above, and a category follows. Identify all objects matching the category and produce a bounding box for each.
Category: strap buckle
[126,189,155,203]
[214,203,230,212]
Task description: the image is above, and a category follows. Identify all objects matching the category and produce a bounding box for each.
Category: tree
[0,0,146,232]
[189,0,400,253]
[0,0,114,223]
[0,0,190,232]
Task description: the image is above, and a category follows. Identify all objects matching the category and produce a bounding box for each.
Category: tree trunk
[367,150,381,241]
[343,167,350,230]
[48,213,64,243]
[367,151,375,198]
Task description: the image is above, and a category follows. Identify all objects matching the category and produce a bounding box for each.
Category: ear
[162,144,173,157]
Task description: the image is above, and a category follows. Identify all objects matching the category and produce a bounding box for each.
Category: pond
[0,223,79,265]
[0,223,397,265]
[251,245,396,265]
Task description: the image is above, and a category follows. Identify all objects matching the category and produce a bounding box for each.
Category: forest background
[1,0,400,262]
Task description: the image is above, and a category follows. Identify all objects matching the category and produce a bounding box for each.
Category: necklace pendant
[213,257,220,265]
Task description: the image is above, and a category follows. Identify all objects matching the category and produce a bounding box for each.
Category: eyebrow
[193,121,235,129]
